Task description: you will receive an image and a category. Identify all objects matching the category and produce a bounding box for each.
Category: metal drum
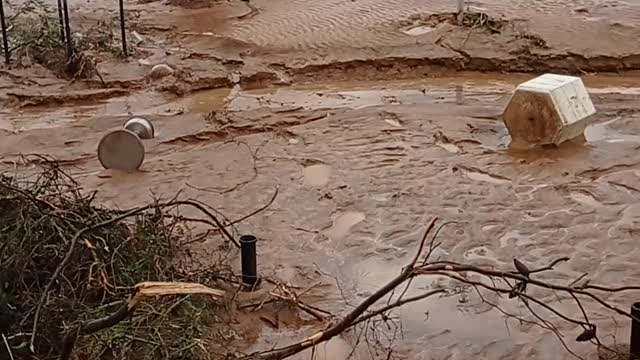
[97,117,155,171]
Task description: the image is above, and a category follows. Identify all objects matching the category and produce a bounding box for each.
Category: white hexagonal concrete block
[502,74,596,146]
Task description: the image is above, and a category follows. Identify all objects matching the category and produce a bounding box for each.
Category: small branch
[529,257,570,274]
[352,289,446,327]
[239,217,438,360]
[409,217,438,266]
[269,292,326,321]
[226,187,279,227]
[186,140,266,194]
[164,187,278,240]
[433,271,593,328]
[2,333,14,360]
[416,263,636,319]
[59,302,133,360]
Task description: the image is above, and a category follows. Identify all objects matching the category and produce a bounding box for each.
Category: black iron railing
[0,0,9,64]
[0,0,128,65]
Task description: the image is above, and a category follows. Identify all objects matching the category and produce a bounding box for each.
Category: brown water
[4,0,640,358]
[2,75,640,359]
[303,163,332,187]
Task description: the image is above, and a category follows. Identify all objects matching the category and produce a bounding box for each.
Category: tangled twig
[242,218,639,360]
[28,198,247,352]
[0,156,250,359]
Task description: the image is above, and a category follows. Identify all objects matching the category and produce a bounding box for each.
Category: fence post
[0,0,9,65]
[119,0,128,56]
[57,0,66,44]
[62,0,73,58]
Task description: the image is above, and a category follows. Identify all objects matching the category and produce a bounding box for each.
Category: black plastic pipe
[57,0,66,44]
[118,0,127,56]
[61,0,72,58]
[632,302,640,359]
[0,0,9,65]
[240,235,258,288]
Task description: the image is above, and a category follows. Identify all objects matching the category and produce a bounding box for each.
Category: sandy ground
[2,0,640,359]
[3,0,640,105]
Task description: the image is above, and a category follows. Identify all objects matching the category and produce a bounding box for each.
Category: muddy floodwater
[3,0,640,358]
[4,75,640,359]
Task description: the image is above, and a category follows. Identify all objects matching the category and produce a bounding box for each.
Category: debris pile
[0,156,233,359]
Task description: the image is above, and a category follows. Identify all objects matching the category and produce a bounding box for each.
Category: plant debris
[0,155,236,360]
[402,11,508,34]
[4,0,128,79]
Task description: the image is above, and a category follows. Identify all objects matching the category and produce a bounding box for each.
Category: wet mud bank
[4,54,639,109]
[74,51,640,101]
[9,53,636,109]
[282,54,640,85]
[5,2,640,106]
[268,11,640,83]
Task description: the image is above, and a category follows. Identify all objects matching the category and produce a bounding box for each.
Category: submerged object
[148,64,174,80]
[502,73,596,146]
[97,117,155,172]
[124,117,155,139]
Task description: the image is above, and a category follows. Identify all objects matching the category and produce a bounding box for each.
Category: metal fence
[0,0,128,65]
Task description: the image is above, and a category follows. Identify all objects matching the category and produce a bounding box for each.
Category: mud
[2,76,640,359]
[3,0,640,359]
[3,0,640,105]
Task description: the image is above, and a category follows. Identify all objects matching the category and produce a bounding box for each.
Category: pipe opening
[240,235,259,290]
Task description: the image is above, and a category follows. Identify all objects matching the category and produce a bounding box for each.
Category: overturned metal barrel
[124,117,155,139]
[97,117,154,172]
[502,73,596,147]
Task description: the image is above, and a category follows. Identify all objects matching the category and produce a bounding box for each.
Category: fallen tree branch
[269,282,331,321]
[241,218,639,360]
[238,217,439,359]
[415,263,639,320]
[351,289,446,328]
